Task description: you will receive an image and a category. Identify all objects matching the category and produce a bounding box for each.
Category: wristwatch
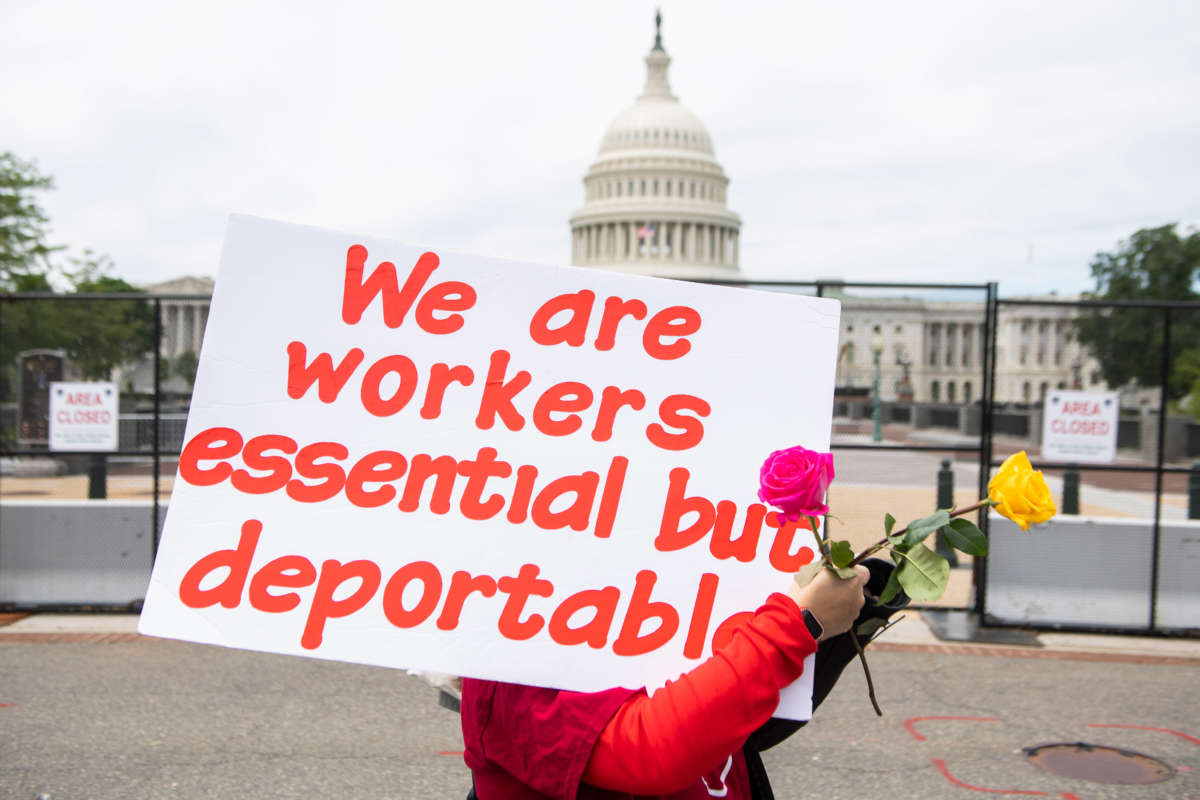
[801,609,823,641]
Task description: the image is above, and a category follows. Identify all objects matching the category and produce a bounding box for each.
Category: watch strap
[801,608,823,641]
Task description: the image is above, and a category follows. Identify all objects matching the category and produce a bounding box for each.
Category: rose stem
[851,632,882,716]
[849,499,992,566]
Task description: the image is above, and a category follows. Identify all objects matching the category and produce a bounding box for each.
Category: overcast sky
[5,0,1198,296]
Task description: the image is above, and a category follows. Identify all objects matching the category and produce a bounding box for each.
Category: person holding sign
[462,559,905,799]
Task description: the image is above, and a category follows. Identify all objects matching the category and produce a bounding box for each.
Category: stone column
[186,304,196,353]
[731,231,739,267]
[174,304,185,358]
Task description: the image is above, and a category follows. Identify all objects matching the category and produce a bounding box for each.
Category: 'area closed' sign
[48,382,118,451]
[1041,389,1119,463]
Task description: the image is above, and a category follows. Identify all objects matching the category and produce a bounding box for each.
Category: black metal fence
[3,286,1198,634]
[984,297,1200,635]
[1,292,197,572]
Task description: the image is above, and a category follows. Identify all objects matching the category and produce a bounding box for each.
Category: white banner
[138,215,841,719]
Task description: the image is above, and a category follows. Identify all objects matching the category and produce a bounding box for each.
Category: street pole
[872,343,882,443]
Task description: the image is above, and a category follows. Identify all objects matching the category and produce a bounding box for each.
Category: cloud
[3,0,1198,295]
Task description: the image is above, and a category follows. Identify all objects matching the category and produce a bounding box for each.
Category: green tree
[1,151,62,288]
[1,155,155,401]
[172,350,200,388]
[1073,224,1200,400]
[58,253,157,379]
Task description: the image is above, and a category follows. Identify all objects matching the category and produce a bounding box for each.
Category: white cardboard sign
[48,381,118,451]
[138,215,841,719]
[1042,390,1119,463]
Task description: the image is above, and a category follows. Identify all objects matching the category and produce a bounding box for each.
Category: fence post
[87,454,107,499]
[936,458,959,566]
[1062,463,1080,515]
[1189,461,1200,520]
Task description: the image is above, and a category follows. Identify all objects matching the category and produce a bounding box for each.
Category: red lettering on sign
[595,296,649,351]
[437,571,499,630]
[382,561,443,629]
[612,570,678,656]
[176,525,729,658]
[529,290,595,347]
[286,342,364,402]
[231,434,297,495]
[179,427,243,486]
[548,586,621,649]
[529,291,701,360]
[301,558,382,649]
[647,393,710,451]
[360,355,419,417]
[286,442,348,503]
[496,564,554,641]
[249,555,317,613]
[179,519,261,609]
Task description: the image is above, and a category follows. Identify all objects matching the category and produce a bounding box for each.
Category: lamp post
[871,330,884,443]
[895,352,913,402]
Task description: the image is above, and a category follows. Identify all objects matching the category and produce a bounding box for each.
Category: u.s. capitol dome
[570,13,742,279]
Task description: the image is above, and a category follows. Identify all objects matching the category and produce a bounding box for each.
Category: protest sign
[138,215,841,718]
[1042,390,1119,463]
[48,381,118,451]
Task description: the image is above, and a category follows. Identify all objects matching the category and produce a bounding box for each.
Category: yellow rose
[988,451,1056,531]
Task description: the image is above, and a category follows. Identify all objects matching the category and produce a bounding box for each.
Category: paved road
[2,638,1197,800]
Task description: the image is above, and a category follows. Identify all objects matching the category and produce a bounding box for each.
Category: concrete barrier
[985,514,1200,631]
[0,500,165,606]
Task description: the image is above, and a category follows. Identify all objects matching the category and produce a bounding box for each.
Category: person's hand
[786,564,868,640]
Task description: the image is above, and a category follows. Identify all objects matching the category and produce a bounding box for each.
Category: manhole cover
[1024,742,1175,785]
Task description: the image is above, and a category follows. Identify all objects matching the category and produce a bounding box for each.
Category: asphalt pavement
[1,611,1197,800]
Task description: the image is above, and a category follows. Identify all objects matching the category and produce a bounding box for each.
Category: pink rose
[757,445,834,522]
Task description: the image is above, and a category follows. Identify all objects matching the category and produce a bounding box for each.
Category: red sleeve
[583,593,817,795]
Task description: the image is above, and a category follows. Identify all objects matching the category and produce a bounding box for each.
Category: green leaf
[856,618,887,638]
[833,565,859,579]
[829,539,855,568]
[883,513,896,536]
[793,561,823,588]
[943,518,988,556]
[878,566,904,604]
[902,509,951,547]
[894,543,950,601]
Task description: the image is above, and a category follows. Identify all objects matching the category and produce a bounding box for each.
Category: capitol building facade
[566,15,1100,406]
[142,14,1101,407]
